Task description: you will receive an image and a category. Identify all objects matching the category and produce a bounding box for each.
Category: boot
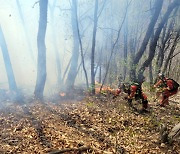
[127,98,132,106]
[141,100,148,113]
[160,97,168,107]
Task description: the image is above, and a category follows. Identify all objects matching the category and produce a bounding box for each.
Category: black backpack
[168,79,179,90]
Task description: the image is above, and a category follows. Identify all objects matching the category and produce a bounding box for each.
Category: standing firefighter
[154,73,179,107]
[122,76,148,112]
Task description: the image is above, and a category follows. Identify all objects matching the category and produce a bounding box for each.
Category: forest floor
[0,89,179,154]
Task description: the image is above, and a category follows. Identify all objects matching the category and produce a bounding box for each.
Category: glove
[116,89,121,95]
[163,87,168,91]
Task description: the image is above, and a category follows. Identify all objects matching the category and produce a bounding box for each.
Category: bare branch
[97,0,107,19]
[98,26,119,32]
[170,51,180,59]
[100,1,130,91]
[32,1,39,8]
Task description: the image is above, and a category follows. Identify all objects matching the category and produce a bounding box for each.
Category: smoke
[0,1,70,97]
[0,0,179,102]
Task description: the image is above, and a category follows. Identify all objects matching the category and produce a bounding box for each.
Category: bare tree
[162,28,180,74]
[148,0,155,84]
[91,0,99,94]
[137,0,180,80]
[65,0,80,90]
[73,0,89,89]
[49,0,62,86]
[123,1,129,81]
[130,0,164,80]
[155,8,178,77]
[100,1,130,91]
[34,0,48,99]
[91,0,107,94]
[0,25,18,92]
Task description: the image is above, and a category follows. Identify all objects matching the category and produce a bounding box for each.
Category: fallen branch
[48,146,91,154]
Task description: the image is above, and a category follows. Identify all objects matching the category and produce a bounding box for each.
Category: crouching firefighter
[154,73,179,107]
[124,76,148,111]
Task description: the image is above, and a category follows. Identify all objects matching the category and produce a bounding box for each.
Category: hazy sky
[0,0,72,95]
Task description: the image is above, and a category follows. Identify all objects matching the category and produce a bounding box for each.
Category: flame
[95,81,120,95]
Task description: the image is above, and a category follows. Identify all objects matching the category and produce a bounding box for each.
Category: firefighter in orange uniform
[154,73,179,107]
[127,76,148,111]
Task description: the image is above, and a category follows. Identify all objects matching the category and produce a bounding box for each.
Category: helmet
[158,73,165,79]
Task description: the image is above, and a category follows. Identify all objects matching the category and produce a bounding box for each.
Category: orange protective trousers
[160,89,178,106]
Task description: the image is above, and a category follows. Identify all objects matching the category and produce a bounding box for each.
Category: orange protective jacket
[129,85,147,100]
[154,78,174,90]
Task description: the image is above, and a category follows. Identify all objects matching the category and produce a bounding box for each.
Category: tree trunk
[137,0,180,79]
[65,0,80,90]
[0,25,18,92]
[49,0,62,86]
[91,0,98,94]
[129,38,136,81]
[62,57,71,83]
[100,1,130,91]
[149,62,153,84]
[99,65,102,83]
[34,0,48,99]
[123,16,128,81]
[155,8,177,77]
[162,28,180,74]
[157,23,167,74]
[73,0,89,89]
[94,48,103,77]
[130,0,164,80]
